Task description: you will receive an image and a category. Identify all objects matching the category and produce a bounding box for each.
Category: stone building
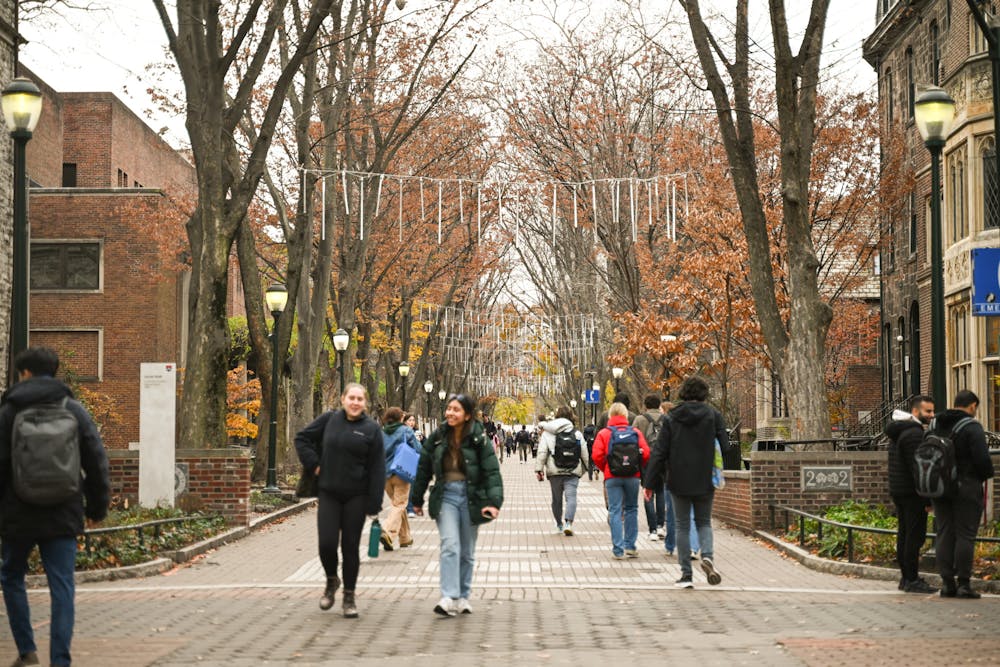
[0,0,18,382]
[865,0,1000,428]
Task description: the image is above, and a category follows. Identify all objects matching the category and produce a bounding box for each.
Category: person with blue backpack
[380,407,421,551]
[592,402,650,560]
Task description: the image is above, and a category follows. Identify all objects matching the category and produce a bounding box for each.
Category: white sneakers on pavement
[457,598,473,614]
[434,597,457,617]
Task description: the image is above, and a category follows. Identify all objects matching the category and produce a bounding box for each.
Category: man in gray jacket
[535,406,589,536]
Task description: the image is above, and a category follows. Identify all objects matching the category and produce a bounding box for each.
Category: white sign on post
[139,363,177,508]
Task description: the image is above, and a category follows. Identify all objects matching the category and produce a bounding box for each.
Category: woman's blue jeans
[1,536,77,666]
[605,477,640,556]
[436,481,479,600]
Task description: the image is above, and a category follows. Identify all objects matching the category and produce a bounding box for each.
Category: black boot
[320,576,340,610]
[956,578,981,599]
[940,576,957,598]
[343,590,358,618]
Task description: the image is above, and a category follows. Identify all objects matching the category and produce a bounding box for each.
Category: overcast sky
[19,0,878,146]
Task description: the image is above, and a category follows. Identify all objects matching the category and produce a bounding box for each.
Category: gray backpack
[11,397,82,505]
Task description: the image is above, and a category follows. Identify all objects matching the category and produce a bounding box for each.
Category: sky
[18,0,879,147]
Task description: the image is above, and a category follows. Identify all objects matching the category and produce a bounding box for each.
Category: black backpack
[914,416,972,499]
[11,397,82,505]
[642,412,663,445]
[605,425,641,476]
[552,430,581,469]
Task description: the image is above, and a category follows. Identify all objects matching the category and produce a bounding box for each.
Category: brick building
[865,1,1000,427]
[23,66,197,448]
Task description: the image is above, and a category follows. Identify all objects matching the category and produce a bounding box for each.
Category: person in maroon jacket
[592,402,650,560]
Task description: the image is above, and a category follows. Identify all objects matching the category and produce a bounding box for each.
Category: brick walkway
[2,456,996,665]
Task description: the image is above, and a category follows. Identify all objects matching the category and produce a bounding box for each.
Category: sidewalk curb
[756,529,1000,594]
[27,497,317,588]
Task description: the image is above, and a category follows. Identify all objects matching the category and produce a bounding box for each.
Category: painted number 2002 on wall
[801,466,852,491]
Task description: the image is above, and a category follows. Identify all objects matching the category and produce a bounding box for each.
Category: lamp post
[263,283,288,494]
[914,85,956,406]
[2,77,43,382]
[398,361,410,409]
[591,379,600,426]
[612,366,624,395]
[333,328,349,395]
[423,379,433,424]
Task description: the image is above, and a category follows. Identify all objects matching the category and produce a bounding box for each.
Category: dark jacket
[885,410,924,497]
[410,420,503,525]
[932,409,995,482]
[0,376,110,540]
[294,409,384,515]
[644,400,730,497]
[590,414,650,479]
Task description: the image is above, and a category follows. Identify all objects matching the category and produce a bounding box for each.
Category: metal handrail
[769,503,1000,564]
[82,515,220,552]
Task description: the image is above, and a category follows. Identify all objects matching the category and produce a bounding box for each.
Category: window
[770,370,788,419]
[971,8,992,54]
[950,302,971,393]
[987,316,1000,356]
[909,302,921,397]
[30,242,101,291]
[62,163,77,188]
[906,47,914,119]
[885,216,896,270]
[948,146,967,242]
[885,67,894,125]
[944,0,951,31]
[983,137,999,229]
[931,22,940,85]
[908,191,918,255]
[898,316,908,395]
[884,322,894,399]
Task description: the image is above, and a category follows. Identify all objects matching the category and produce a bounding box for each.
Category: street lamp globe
[264,283,288,315]
[438,389,447,401]
[612,366,624,379]
[332,328,350,352]
[398,361,410,377]
[569,399,577,408]
[592,381,600,391]
[1,78,43,135]
[914,85,956,144]
[424,380,433,394]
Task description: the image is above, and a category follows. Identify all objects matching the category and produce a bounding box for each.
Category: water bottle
[368,518,382,558]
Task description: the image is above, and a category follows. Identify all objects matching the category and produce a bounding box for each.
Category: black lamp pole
[263,284,288,494]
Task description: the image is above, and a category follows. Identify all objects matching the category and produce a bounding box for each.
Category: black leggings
[317,491,367,590]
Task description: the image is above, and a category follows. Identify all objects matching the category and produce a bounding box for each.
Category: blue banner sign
[584,389,600,404]
[972,248,1000,316]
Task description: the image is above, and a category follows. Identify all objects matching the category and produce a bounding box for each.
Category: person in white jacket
[535,406,589,535]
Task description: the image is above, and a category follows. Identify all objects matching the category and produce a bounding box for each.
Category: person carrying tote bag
[380,407,421,551]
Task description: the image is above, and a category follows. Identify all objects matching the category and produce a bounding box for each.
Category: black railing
[81,515,219,552]
[752,437,876,452]
[848,394,911,439]
[770,504,1000,564]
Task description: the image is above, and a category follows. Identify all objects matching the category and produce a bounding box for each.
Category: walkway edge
[755,529,1000,594]
[27,497,318,588]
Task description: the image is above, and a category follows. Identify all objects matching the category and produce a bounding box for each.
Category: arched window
[947,146,967,242]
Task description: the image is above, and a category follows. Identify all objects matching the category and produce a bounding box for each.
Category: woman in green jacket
[411,394,503,617]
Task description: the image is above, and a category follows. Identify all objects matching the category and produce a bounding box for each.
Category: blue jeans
[643,484,665,533]
[436,481,478,600]
[672,492,714,577]
[548,475,580,525]
[1,536,77,666]
[605,477,640,556]
[663,485,677,552]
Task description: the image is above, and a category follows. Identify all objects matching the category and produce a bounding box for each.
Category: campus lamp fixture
[333,328,350,394]
[914,85,956,406]
[263,283,289,494]
[2,77,43,381]
[612,366,624,394]
[398,360,410,408]
[423,380,433,423]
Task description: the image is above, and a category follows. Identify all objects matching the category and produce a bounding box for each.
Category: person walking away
[294,383,384,618]
[582,424,597,480]
[380,407,420,550]
[928,390,995,599]
[885,394,937,593]
[644,376,730,588]
[535,406,589,535]
[411,394,503,616]
[592,402,650,559]
[515,425,532,463]
[596,394,637,431]
[0,347,110,667]
[633,395,666,542]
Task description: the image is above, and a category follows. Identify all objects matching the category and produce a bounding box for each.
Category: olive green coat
[410,420,504,525]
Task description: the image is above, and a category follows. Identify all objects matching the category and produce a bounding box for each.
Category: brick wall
[107,449,252,526]
[846,364,882,427]
[717,451,1000,533]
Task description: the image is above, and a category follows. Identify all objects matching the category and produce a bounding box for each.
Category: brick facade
[712,451,1000,533]
[107,449,253,526]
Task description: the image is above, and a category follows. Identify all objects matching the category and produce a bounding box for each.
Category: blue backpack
[605,425,641,476]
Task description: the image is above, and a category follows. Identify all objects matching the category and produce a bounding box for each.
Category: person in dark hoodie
[929,390,995,599]
[294,382,384,618]
[380,407,421,550]
[885,394,937,594]
[0,347,110,667]
[643,376,730,589]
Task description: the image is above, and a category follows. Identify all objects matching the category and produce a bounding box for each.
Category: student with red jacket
[592,402,650,560]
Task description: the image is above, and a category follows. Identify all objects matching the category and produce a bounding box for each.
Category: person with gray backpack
[535,406,589,535]
[0,347,110,667]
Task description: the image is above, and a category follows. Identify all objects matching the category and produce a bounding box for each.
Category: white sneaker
[433,597,457,617]
[563,522,574,536]
[553,524,565,534]
[407,511,416,518]
[656,526,666,538]
[647,532,660,541]
[457,598,473,614]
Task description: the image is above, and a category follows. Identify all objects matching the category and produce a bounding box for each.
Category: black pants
[932,478,985,581]
[317,491,367,590]
[892,494,929,582]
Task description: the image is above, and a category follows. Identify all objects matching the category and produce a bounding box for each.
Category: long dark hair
[446,393,477,446]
